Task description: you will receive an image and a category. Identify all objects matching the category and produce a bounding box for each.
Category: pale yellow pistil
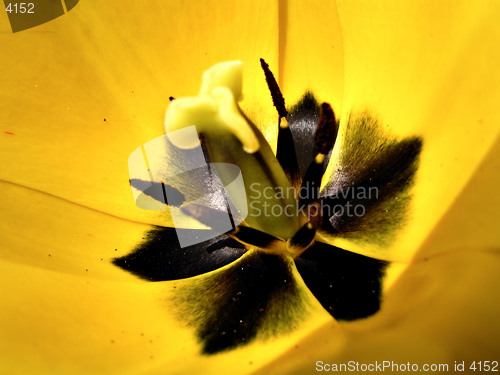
[166,61,311,255]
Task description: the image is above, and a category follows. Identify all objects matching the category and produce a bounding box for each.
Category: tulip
[1,1,499,374]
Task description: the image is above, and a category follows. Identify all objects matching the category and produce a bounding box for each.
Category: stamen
[299,103,338,208]
[314,103,338,154]
[315,153,325,164]
[279,117,289,129]
[277,118,301,189]
[260,58,287,118]
[299,161,322,207]
[228,226,287,253]
[261,58,301,189]
[287,222,316,257]
[307,201,322,229]
[181,203,287,253]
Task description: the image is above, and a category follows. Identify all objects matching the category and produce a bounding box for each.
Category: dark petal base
[172,251,308,354]
[295,241,388,321]
[287,92,330,178]
[320,112,423,248]
[112,226,246,281]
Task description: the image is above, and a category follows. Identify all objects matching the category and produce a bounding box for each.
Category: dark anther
[260,58,287,118]
[314,103,338,155]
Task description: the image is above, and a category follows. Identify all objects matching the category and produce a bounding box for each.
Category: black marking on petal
[112,226,246,281]
[260,58,287,118]
[295,241,388,320]
[287,92,331,178]
[319,112,423,247]
[129,179,185,207]
[172,251,308,354]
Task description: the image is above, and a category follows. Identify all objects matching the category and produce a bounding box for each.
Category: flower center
[164,60,338,258]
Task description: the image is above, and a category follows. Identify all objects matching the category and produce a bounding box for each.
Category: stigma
[165,61,260,154]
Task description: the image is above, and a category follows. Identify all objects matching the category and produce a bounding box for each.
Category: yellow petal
[255,2,500,371]
[0,0,279,227]
[0,260,332,375]
[0,4,338,373]
[255,248,500,375]
[258,119,500,373]
[277,0,344,112]
[0,179,337,374]
[0,180,146,280]
[3,0,499,373]
[414,133,500,260]
[322,0,500,261]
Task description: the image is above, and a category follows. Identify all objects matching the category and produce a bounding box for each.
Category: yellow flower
[1,1,499,375]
